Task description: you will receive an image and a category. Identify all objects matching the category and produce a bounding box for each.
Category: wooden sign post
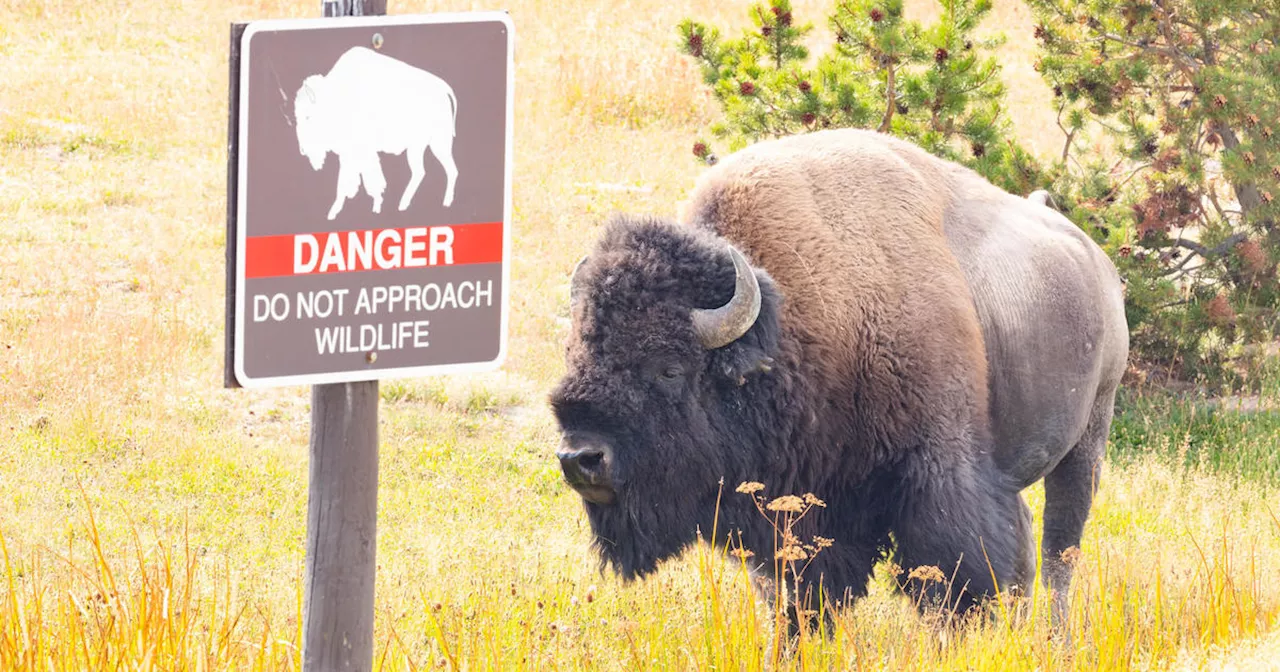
[225,1,514,669]
[304,7,384,671]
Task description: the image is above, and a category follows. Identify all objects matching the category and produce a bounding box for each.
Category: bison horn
[568,255,590,310]
[692,246,761,349]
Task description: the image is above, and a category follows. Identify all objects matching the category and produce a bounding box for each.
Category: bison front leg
[890,461,1028,620]
[327,157,363,221]
[359,155,388,215]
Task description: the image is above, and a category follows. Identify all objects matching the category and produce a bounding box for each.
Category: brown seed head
[907,565,947,583]
[775,546,808,561]
[736,481,765,494]
[803,493,826,507]
[767,495,805,513]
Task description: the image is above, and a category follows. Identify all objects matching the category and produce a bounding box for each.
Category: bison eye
[658,364,684,381]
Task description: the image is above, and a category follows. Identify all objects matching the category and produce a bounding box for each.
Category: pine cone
[688,32,704,57]
[972,142,985,157]
[692,142,709,159]
[1205,293,1235,326]
[761,25,773,37]
[1236,239,1269,275]
[870,7,884,22]
[934,48,949,63]
[798,80,811,93]
[739,80,756,96]
[801,112,816,125]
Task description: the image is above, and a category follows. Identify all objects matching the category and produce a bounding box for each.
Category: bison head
[293,75,329,172]
[550,216,785,579]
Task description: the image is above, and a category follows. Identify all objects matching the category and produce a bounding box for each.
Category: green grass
[1111,387,1280,483]
[3,0,1280,668]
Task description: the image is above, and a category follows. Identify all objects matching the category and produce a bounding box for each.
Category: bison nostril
[577,450,604,471]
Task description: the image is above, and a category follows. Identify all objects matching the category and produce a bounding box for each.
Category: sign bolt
[366,351,378,364]
[372,33,384,49]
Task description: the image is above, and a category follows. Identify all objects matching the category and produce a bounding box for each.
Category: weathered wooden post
[226,4,514,670]
[303,7,384,671]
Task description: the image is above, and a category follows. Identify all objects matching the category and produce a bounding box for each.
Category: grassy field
[2,0,1280,669]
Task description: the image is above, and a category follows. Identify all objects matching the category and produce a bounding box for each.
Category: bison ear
[708,269,782,387]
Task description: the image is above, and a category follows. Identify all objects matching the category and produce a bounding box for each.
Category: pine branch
[1173,232,1249,260]
[878,61,896,133]
[1056,100,1077,163]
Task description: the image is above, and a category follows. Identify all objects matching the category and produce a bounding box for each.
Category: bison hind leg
[428,133,458,208]
[1042,393,1112,626]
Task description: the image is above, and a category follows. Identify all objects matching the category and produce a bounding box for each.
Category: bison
[549,129,1129,626]
[293,46,459,220]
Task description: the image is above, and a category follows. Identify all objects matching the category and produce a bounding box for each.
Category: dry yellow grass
[2,0,1280,669]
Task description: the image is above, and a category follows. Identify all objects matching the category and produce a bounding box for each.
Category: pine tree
[1028,0,1280,383]
[678,0,1045,195]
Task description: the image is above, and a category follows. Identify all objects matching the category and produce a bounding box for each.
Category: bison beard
[550,217,1031,618]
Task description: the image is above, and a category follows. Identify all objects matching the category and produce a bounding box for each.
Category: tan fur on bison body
[679,128,1129,615]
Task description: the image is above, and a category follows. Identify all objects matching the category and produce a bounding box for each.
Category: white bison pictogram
[293,46,458,220]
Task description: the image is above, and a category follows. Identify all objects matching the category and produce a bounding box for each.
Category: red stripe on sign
[245,222,504,279]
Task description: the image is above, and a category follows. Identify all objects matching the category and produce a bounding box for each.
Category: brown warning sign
[226,12,514,388]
